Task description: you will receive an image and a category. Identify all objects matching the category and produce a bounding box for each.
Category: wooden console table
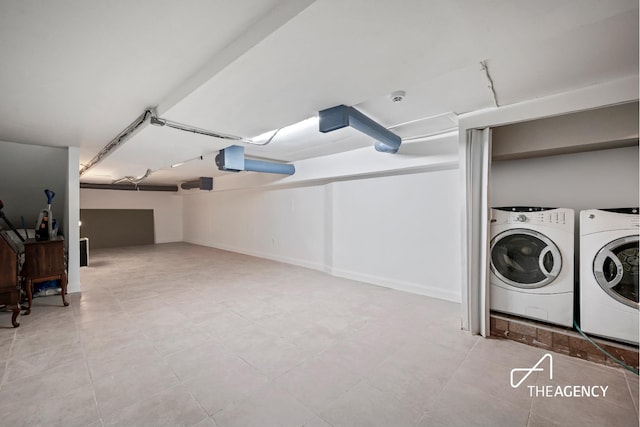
[0,232,21,327]
[21,237,69,315]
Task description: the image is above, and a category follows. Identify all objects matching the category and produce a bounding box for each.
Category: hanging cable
[112,169,153,185]
[79,109,153,176]
[480,60,500,107]
[149,116,244,141]
[253,127,281,145]
[149,113,282,146]
[573,320,639,376]
[80,108,283,178]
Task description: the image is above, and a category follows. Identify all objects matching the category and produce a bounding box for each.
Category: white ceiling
[0,0,637,186]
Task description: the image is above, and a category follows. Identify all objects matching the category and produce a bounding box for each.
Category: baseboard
[183,240,461,303]
[329,267,461,303]
[67,280,81,294]
[185,240,325,272]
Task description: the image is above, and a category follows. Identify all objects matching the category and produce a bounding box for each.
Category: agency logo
[510,353,609,398]
[511,353,553,388]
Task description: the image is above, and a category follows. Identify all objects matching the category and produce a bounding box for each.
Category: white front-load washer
[580,208,639,344]
[490,207,574,327]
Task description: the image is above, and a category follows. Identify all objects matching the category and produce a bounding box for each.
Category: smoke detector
[390,90,406,103]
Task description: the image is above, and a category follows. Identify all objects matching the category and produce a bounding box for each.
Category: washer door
[490,229,562,289]
[593,236,639,309]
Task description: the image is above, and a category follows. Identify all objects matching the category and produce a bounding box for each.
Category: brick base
[490,312,639,370]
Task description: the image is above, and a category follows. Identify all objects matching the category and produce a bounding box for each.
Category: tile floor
[0,242,637,427]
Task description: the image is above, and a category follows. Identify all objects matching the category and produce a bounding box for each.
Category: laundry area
[488,103,639,368]
[0,1,638,426]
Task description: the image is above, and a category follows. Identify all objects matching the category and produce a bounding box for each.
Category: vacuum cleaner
[35,189,56,241]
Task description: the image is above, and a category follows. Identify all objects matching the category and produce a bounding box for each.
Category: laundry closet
[488,102,639,349]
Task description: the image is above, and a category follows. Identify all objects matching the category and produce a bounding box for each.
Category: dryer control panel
[581,209,640,232]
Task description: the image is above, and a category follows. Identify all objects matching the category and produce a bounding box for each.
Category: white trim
[66,147,81,294]
[330,267,461,303]
[459,75,638,130]
[462,128,492,336]
[184,240,325,272]
[183,239,461,303]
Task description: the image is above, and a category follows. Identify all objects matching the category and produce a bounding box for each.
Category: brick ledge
[490,312,639,370]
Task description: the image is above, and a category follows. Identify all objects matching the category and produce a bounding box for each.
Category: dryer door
[490,229,562,289]
[593,236,639,309]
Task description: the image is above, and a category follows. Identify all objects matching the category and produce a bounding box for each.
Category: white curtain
[461,128,492,336]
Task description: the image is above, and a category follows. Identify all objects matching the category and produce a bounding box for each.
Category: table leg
[61,272,69,307]
[24,279,32,315]
[11,303,19,327]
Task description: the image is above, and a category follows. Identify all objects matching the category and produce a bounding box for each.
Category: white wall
[183,166,462,302]
[331,169,461,302]
[490,146,640,211]
[183,185,326,270]
[80,189,183,244]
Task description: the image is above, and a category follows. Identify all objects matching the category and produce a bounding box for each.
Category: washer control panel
[508,211,567,224]
[491,207,574,226]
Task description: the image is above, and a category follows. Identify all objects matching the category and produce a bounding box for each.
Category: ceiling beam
[156,0,318,117]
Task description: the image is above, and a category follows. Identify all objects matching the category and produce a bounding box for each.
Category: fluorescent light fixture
[171,162,185,168]
[251,116,319,144]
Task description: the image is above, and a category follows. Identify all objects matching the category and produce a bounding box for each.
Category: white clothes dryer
[490,207,574,327]
[580,208,639,344]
